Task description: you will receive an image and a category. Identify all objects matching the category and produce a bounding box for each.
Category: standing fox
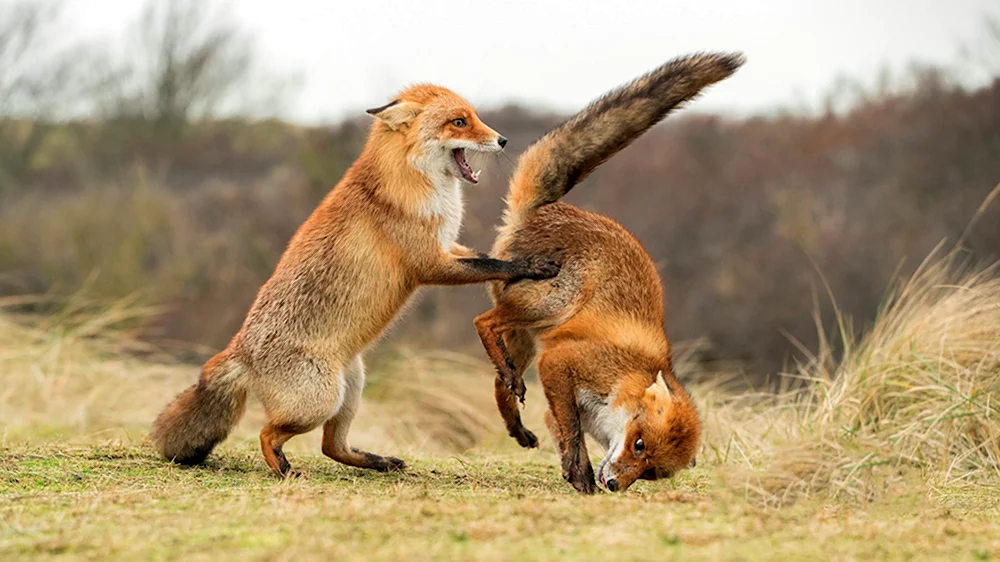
[152,85,558,477]
[475,53,744,493]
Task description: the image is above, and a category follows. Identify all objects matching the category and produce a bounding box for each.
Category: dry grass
[701,248,1000,506]
[1,248,999,559]
[0,298,510,458]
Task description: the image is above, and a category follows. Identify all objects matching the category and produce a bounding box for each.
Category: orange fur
[474,53,744,493]
[151,84,557,477]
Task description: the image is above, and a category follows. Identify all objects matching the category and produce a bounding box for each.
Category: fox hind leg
[474,307,526,402]
[260,423,305,478]
[321,356,406,472]
[492,329,539,448]
[255,354,344,478]
[475,274,576,402]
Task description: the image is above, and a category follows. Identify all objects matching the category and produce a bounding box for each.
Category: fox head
[598,371,701,493]
[366,84,506,185]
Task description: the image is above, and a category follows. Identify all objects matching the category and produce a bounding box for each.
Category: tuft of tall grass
[702,248,1000,505]
[0,295,175,437]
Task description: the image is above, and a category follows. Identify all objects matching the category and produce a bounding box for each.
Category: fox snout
[462,119,505,153]
[471,128,506,153]
[600,463,638,493]
[601,455,691,492]
[482,132,506,151]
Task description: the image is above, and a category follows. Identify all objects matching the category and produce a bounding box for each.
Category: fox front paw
[515,257,561,281]
[562,464,598,495]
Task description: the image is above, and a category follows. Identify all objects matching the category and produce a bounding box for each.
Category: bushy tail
[504,52,745,226]
[150,350,247,465]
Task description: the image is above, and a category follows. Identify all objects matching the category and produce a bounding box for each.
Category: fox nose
[497,135,508,148]
[606,479,619,492]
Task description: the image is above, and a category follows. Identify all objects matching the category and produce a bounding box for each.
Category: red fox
[151,84,558,477]
[474,53,745,493]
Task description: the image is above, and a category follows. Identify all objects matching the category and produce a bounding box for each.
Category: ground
[2,441,998,561]
[3,272,1000,561]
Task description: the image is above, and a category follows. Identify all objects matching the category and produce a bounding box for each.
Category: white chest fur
[577,388,628,451]
[423,176,464,250]
[409,148,466,251]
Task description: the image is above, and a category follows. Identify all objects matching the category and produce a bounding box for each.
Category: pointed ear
[366,99,421,131]
[646,371,673,399]
[656,371,669,391]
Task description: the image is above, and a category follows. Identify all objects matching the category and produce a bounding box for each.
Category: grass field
[4,444,998,561]
[2,250,999,560]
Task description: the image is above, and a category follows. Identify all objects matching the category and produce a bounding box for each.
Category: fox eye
[634,437,645,454]
[451,118,467,128]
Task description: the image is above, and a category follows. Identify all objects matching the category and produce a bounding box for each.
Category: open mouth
[597,458,610,488]
[452,148,481,183]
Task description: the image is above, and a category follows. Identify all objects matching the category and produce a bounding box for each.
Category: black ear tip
[366,99,401,116]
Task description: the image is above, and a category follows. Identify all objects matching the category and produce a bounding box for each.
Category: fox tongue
[452,148,478,183]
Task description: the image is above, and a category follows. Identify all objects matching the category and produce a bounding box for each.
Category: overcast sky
[65,0,999,123]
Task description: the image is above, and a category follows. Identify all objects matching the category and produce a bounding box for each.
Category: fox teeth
[471,169,481,182]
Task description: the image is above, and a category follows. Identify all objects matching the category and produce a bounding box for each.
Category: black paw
[503,373,527,404]
[517,257,561,280]
[573,476,598,495]
[562,464,598,495]
[352,448,408,472]
[375,456,408,472]
[510,425,538,449]
[576,476,599,495]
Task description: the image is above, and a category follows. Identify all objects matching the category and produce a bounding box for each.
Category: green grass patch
[2,443,998,561]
